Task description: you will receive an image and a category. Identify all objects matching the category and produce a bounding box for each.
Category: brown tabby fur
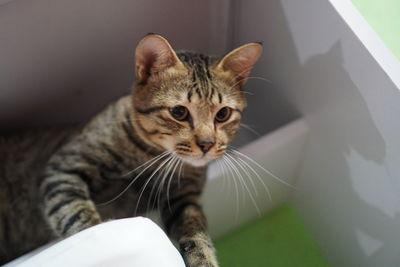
[0,34,262,266]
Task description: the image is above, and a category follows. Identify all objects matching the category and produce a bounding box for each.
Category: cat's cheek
[222,127,238,143]
[159,136,179,152]
[216,134,230,148]
[146,135,173,152]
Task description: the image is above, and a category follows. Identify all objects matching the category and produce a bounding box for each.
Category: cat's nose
[196,139,215,154]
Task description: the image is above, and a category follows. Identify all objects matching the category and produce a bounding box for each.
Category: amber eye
[170,105,189,121]
[215,107,232,122]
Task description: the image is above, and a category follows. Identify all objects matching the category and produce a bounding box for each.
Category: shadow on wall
[294,41,400,267]
[233,0,400,265]
[255,1,400,266]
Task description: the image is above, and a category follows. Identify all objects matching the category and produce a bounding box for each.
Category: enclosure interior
[2,0,400,267]
[0,0,298,145]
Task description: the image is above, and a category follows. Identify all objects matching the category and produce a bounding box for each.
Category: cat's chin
[179,156,211,167]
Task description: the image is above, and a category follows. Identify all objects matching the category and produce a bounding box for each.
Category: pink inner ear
[135,35,178,83]
[136,49,156,81]
[225,56,253,76]
[220,43,262,85]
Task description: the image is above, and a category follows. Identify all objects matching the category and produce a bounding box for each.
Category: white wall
[234,0,400,266]
[0,0,231,127]
[0,0,298,147]
[228,0,300,146]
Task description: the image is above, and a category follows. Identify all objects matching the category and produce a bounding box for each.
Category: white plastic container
[1,0,399,266]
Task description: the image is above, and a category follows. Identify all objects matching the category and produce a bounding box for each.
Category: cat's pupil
[216,107,231,122]
[171,105,189,121]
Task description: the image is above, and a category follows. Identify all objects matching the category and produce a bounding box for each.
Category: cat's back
[0,127,79,182]
[0,126,82,211]
[0,126,81,262]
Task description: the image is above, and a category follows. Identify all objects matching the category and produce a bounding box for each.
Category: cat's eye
[170,105,189,121]
[215,107,232,123]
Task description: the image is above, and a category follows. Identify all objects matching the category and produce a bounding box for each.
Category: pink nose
[196,140,215,153]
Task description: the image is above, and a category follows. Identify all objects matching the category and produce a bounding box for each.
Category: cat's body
[0,34,262,266]
[0,96,205,262]
[0,127,71,260]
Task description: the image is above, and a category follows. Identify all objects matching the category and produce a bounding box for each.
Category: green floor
[215,204,329,267]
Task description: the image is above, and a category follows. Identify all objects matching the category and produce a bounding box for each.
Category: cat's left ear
[214,42,263,87]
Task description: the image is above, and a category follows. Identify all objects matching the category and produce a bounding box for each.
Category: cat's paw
[179,234,219,267]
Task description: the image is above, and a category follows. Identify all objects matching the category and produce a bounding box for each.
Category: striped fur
[0,34,262,266]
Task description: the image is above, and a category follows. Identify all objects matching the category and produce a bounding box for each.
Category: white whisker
[155,156,178,212]
[242,91,254,95]
[240,123,261,137]
[222,155,240,222]
[224,153,261,216]
[236,157,272,201]
[216,159,227,193]
[146,160,170,212]
[123,151,170,177]
[134,155,174,214]
[229,148,295,189]
[97,151,171,206]
[226,72,272,95]
[225,152,258,197]
[246,76,272,84]
[166,157,182,212]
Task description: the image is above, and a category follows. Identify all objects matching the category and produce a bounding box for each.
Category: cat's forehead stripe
[174,51,244,109]
[178,52,216,102]
[218,92,223,103]
[187,90,193,103]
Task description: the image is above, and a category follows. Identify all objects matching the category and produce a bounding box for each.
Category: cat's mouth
[172,143,227,167]
[181,156,211,167]
[174,152,218,167]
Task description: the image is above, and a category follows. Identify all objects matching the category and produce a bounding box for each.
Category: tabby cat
[0,34,262,266]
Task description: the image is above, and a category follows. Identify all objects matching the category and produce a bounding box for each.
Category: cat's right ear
[214,42,263,87]
[135,34,185,84]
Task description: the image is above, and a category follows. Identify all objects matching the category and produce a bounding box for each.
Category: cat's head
[132,34,262,167]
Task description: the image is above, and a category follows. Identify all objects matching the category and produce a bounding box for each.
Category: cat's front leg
[177,205,218,267]
[40,169,101,237]
[163,198,218,267]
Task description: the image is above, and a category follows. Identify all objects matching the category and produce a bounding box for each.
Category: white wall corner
[329,0,400,89]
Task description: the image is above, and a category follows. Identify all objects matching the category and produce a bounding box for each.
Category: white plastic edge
[329,0,400,89]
